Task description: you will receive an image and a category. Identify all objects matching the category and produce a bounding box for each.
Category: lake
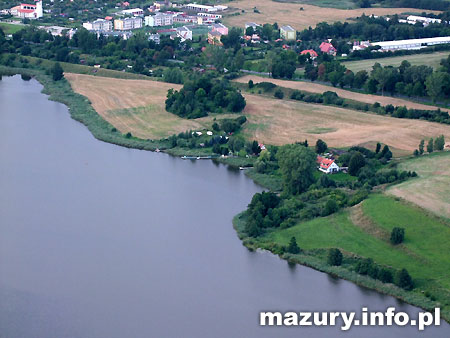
[0,75,448,337]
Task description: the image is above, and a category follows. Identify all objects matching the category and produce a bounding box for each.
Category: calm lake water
[0,75,448,338]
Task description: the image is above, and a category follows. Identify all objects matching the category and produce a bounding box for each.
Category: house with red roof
[317,156,340,174]
[10,0,43,19]
[300,49,318,59]
[319,42,337,55]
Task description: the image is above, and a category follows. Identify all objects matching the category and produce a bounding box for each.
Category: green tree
[348,152,365,176]
[434,135,445,151]
[378,268,393,283]
[315,139,328,154]
[413,149,419,156]
[419,139,425,155]
[396,268,413,291]
[277,144,316,195]
[427,138,434,153]
[274,88,284,99]
[327,248,343,266]
[51,62,64,81]
[287,236,300,254]
[425,72,447,102]
[390,227,405,245]
[375,142,381,154]
[322,199,338,216]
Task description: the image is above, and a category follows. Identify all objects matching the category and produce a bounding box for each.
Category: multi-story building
[114,17,143,30]
[83,19,113,31]
[176,26,192,41]
[280,25,296,40]
[211,23,228,35]
[145,13,173,27]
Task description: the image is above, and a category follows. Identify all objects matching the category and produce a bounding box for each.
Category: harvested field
[235,75,448,112]
[65,73,201,139]
[241,93,450,155]
[342,52,450,73]
[388,152,450,219]
[222,0,439,30]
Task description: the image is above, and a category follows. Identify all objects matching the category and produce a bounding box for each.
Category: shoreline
[2,66,448,323]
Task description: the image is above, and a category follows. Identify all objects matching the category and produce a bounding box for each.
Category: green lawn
[342,52,450,72]
[0,22,24,35]
[264,193,450,300]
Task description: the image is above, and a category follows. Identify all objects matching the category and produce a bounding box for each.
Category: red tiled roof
[300,49,318,57]
[18,8,35,13]
[317,156,335,169]
[319,42,336,53]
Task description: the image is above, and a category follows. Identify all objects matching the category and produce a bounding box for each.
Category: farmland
[241,93,450,155]
[66,73,450,155]
[388,151,450,219]
[65,73,234,139]
[342,52,450,73]
[222,0,439,30]
[235,75,449,111]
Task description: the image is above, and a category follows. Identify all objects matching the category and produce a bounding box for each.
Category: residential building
[11,0,43,19]
[173,14,202,24]
[319,41,337,55]
[145,13,173,26]
[300,49,318,59]
[280,25,296,41]
[245,22,260,30]
[148,33,161,44]
[177,26,192,41]
[208,30,223,45]
[114,17,143,30]
[83,18,112,31]
[317,156,340,174]
[211,23,228,35]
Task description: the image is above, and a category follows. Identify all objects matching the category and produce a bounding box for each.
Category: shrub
[327,248,343,266]
[274,88,284,99]
[390,227,405,245]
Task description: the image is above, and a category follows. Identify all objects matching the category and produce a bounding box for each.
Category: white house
[176,26,192,41]
[11,0,43,19]
[317,156,340,174]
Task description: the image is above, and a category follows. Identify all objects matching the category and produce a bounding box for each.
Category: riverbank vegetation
[234,141,450,320]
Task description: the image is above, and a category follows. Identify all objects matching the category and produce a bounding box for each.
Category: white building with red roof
[317,155,340,174]
[319,41,336,55]
[10,0,43,19]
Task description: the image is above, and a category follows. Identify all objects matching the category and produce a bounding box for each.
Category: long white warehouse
[372,36,450,51]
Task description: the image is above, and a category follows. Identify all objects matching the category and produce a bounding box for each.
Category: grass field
[264,194,450,307]
[342,52,450,72]
[388,151,450,219]
[240,92,450,155]
[222,0,440,29]
[0,22,24,35]
[235,75,449,112]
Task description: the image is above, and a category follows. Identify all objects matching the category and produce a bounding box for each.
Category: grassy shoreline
[3,66,449,323]
[233,210,450,323]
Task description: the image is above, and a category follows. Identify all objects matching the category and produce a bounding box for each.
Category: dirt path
[235,75,449,112]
